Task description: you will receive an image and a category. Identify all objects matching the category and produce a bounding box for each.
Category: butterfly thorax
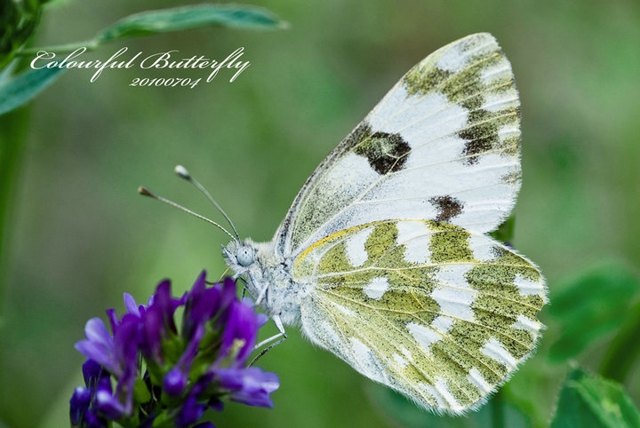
[223,238,308,326]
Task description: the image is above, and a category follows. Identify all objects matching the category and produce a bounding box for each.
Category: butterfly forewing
[276,33,521,258]
[293,220,544,413]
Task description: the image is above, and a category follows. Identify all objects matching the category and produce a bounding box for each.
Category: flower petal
[95,390,128,420]
[70,387,91,425]
[77,318,116,370]
[164,366,188,396]
[123,293,141,316]
[84,318,113,348]
[215,367,279,408]
[220,300,259,366]
[175,395,207,427]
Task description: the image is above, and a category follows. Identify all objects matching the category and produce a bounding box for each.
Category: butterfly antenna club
[174,165,241,242]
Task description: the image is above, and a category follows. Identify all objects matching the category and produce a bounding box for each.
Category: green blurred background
[1,1,640,427]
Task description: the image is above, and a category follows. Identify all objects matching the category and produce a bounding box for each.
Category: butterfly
[223,33,546,413]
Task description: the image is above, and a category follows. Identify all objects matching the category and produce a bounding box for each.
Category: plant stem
[17,39,99,56]
[0,107,31,316]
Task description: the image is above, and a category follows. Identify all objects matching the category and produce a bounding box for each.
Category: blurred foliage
[600,298,640,385]
[547,260,640,363]
[1,0,640,427]
[371,386,531,428]
[550,368,640,428]
[0,0,45,68]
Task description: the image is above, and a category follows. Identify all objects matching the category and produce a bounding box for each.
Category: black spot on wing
[354,129,411,175]
[429,195,464,222]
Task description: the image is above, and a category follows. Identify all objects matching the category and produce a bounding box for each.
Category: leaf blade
[0,66,65,116]
[550,368,640,428]
[547,260,640,362]
[96,4,287,43]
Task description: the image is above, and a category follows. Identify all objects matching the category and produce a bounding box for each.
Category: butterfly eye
[236,246,255,267]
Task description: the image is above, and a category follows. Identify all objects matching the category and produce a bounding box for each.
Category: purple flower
[216,367,280,408]
[70,359,121,428]
[181,271,213,340]
[70,271,279,428]
[218,297,262,366]
[175,394,208,427]
[74,313,140,419]
[139,279,185,365]
[163,322,203,396]
[75,319,119,376]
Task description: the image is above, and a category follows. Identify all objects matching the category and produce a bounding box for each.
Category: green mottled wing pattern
[293,220,545,413]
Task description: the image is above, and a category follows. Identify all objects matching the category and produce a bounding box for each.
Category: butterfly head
[223,239,257,274]
[223,238,291,313]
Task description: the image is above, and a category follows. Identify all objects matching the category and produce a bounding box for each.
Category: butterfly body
[224,33,545,413]
[225,238,309,325]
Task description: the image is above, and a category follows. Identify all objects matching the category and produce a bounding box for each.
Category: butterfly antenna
[174,165,240,242]
[138,186,237,242]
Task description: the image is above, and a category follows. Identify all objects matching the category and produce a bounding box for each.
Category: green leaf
[133,378,152,403]
[96,4,287,43]
[547,260,640,362]
[0,66,65,116]
[550,368,640,428]
[370,384,531,428]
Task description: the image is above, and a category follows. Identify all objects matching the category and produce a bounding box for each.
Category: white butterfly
[223,33,546,413]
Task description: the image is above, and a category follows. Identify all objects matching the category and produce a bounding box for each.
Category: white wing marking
[481,337,518,369]
[407,322,442,350]
[363,276,391,300]
[345,226,373,267]
[396,220,432,264]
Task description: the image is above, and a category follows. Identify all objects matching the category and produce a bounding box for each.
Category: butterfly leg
[234,275,251,299]
[254,283,268,305]
[249,314,288,366]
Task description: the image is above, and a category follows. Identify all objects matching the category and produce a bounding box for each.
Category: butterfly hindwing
[275,33,521,258]
[293,219,544,412]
